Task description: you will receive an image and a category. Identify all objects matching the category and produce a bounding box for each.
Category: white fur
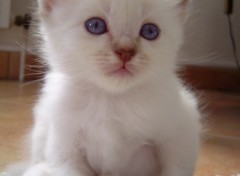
[2,0,201,176]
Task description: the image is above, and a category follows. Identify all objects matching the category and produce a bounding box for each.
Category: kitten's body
[3,0,201,176]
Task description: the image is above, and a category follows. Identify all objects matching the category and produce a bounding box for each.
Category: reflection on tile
[195,135,240,176]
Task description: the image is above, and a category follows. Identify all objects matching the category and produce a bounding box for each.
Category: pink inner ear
[179,0,189,7]
[44,0,55,12]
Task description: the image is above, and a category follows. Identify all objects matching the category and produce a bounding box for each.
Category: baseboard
[180,65,240,91]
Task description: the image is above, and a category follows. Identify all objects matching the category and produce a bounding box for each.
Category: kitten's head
[38,0,191,93]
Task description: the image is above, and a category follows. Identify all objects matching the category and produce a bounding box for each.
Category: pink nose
[115,49,136,64]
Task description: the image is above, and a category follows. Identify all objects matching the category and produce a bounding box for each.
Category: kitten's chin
[94,64,139,93]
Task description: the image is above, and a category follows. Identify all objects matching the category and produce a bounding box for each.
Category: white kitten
[3,0,201,176]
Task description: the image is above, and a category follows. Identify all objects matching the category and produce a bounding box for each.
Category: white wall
[180,0,240,68]
[0,0,12,28]
[0,0,31,44]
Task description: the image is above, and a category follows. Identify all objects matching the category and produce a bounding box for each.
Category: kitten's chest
[83,119,135,173]
[82,119,160,176]
[64,89,162,175]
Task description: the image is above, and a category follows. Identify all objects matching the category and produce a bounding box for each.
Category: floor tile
[195,135,240,176]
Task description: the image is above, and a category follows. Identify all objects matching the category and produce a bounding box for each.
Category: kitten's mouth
[107,64,134,77]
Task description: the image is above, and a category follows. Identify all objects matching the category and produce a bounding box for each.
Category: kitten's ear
[179,0,191,7]
[37,0,56,14]
[178,0,193,22]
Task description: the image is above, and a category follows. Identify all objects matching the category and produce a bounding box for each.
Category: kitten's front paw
[23,163,52,176]
[23,162,95,176]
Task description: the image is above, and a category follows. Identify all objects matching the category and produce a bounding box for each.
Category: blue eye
[85,18,107,35]
[140,23,160,41]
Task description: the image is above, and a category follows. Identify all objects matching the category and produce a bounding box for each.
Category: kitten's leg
[30,119,49,163]
[0,162,29,176]
[23,160,95,176]
[158,129,200,176]
[23,123,95,176]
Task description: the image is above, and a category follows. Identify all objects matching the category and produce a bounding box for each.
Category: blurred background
[0,0,240,87]
[0,0,239,175]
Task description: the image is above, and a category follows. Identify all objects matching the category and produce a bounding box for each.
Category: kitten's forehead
[107,0,144,38]
[101,0,165,39]
[102,0,177,16]
[104,0,161,20]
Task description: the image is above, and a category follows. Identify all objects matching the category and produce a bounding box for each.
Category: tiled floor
[195,91,240,176]
[0,81,239,176]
